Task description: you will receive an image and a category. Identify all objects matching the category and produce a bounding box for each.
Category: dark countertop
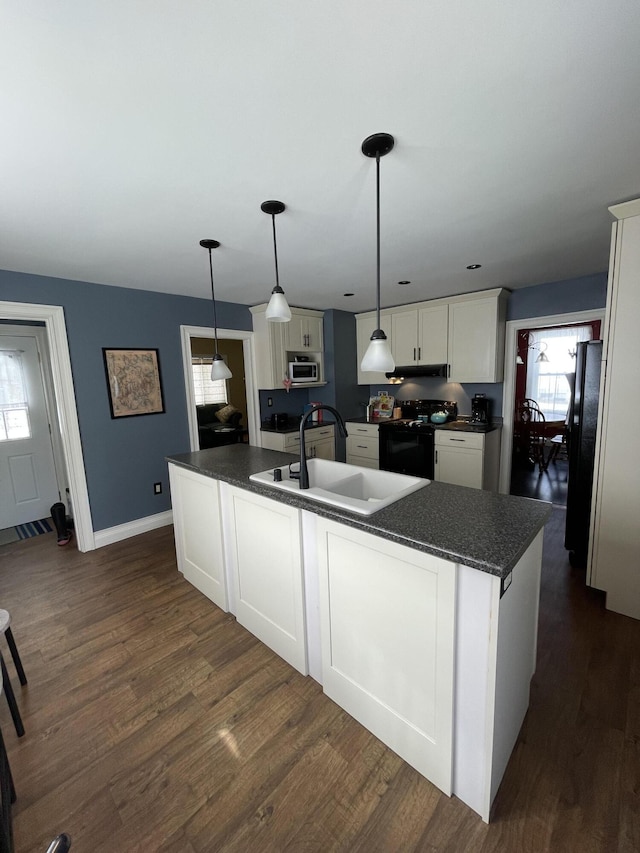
[435,420,501,433]
[166,445,551,579]
[261,420,340,435]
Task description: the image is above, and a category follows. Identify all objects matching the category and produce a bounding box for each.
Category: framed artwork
[103,348,165,418]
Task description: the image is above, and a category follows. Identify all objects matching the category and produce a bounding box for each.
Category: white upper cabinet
[251,304,325,389]
[285,309,324,352]
[447,290,508,383]
[356,310,392,385]
[356,288,508,386]
[391,303,449,366]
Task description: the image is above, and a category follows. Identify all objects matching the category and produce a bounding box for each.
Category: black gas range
[378,399,457,478]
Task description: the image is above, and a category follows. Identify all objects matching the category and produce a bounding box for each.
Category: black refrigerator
[564,340,603,567]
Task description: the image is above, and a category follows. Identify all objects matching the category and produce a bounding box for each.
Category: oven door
[379,427,435,479]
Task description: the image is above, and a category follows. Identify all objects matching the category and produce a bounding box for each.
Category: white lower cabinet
[435,429,501,491]
[168,463,228,610]
[315,518,456,795]
[168,462,542,822]
[227,486,307,675]
[261,424,335,460]
[345,421,379,469]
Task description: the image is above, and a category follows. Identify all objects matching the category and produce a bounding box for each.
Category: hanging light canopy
[261,200,291,322]
[360,133,395,373]
[199,239,232,381]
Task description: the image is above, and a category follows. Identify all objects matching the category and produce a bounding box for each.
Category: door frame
[499,308,605,494]
[180,325,260,449]
[1,324,68,520]
[0,301,95,550]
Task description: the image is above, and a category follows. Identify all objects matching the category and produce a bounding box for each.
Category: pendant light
[199,239,232,381]
[360,133,395,373]
[262,200,291,322]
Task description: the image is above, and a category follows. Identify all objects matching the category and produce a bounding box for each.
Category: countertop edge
[166,446,551,579]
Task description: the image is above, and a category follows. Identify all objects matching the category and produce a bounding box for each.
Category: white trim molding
[93,510,173,549]
[499,308,605,494]
[180,325,260,450]
[1,300,96,551]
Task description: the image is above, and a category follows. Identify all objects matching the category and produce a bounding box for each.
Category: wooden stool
[0,611,26,738]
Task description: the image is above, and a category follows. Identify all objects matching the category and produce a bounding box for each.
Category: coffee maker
[471,393,491,425]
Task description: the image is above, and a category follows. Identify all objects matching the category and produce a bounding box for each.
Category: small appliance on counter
[471,394,492,425]
[263,412,297,431]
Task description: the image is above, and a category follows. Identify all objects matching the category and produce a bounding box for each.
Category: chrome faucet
[298,405,348,489]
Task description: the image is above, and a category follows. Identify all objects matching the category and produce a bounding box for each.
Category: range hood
[385,364,448,380]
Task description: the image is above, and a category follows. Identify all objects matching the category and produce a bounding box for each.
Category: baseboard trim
[93,510,173,549]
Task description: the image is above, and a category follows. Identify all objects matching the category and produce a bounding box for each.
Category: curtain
[525,325,593,420]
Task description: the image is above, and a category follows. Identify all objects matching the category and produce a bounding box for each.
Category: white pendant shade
[361,336,395,373]
[265,288,291,322]
[211,355,232,381]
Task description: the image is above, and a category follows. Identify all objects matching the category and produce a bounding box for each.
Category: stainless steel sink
[249,458,429,515]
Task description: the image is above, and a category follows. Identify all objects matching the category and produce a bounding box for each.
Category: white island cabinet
[316,518,456,794]
[167,450,547,823]
[435,428,501,491]
[226,485,307,674]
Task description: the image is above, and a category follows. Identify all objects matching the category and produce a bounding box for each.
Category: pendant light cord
[207,248,220,354]
[271,214,281,290]
[376,152,381,331]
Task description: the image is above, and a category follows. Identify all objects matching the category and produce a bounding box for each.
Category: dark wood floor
[1,514,638,852]
[510,455,568,506]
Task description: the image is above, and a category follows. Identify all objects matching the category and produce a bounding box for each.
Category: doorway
[0,301,95,551]
[180,325,260,450]
[0,325,66,527]
[499,309,605,499]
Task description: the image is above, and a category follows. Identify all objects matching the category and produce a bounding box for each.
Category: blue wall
[507,273,607,321]
[1,268,609,529]
[1,269,252,530]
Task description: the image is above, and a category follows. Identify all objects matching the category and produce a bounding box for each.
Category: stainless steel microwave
[289,361,319,383]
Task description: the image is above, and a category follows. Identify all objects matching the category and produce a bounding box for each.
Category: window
[191,358,228,406]
[0,350,31,441]
[525,325,594,421]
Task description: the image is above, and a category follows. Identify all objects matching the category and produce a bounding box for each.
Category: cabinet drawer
[346,422,379,439]
[435,430,484,450]
[346,434,379,460]
[283,432,302,451]
[312,426,335,440]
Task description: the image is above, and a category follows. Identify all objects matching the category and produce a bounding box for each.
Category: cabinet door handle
[450,438,466,442]
[356,444,368,449]
[413,347,416,361]
[435,450,438,464]
[418,347,421,360]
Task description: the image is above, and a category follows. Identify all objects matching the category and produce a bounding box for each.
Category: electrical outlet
[153,482,162,495]
[267,397,273,407]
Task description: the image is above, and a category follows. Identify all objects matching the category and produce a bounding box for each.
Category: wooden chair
[0,612,26,738]
[516,400,553,474]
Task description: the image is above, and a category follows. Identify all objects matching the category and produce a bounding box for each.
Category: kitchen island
[166,444,550,822]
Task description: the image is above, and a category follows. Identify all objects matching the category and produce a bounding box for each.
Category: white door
[0,332,60,526]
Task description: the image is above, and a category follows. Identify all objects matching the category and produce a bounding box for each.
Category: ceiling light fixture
[199,239,232,381]
[516,331,549,365]
[360,132,395,374]
[261,200,291,322]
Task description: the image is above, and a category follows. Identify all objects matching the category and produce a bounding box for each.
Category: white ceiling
[2,1,639,314]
